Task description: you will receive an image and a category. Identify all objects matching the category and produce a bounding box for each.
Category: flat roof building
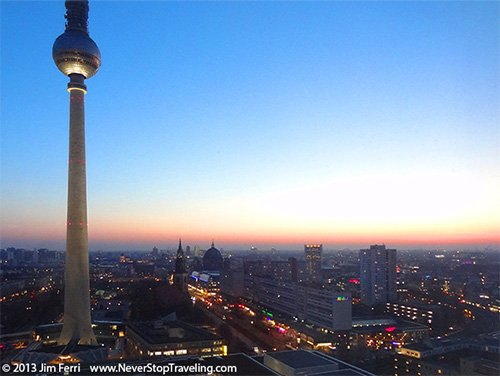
[126,319,226,359]
[263,350,375,376]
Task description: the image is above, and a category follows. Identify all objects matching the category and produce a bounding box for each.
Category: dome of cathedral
[203,242,223,271]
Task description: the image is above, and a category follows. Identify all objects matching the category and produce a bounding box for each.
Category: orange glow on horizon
[2,227,498,249]
[2,204,498,249]
[2,172,498,250]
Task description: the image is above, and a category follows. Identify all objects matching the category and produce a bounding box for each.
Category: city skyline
[1,1,499,251]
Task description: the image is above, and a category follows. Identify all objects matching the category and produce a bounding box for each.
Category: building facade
[386,302,438,329]
[247,275,352,331]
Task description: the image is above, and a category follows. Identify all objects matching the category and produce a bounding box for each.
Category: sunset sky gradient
[1,1,499,251]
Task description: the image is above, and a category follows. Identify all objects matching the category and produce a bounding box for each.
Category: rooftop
[352,318,428,334]
[264,350,375,376]
[74,353,279,376]
[12,342,107,365]
[127,319,221,345]
[266,349,333,368]
[420,350,500,372]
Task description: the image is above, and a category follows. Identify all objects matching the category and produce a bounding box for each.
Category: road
[188,285,291,352]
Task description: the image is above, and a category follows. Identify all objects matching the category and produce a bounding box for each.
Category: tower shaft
[59,74,96,345]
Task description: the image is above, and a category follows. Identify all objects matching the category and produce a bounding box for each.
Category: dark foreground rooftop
[266,349,332,368]
[127,319,221,345]
[264,350,376,376]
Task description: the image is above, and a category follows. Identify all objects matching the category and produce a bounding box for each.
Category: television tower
[53,0,101,345]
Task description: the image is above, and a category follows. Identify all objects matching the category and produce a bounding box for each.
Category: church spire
[173,238,188,292]
[175,238,186,274]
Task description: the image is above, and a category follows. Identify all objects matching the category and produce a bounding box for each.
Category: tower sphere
[53,30,101,79]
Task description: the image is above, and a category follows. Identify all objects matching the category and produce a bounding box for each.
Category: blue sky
[1,1,499,250]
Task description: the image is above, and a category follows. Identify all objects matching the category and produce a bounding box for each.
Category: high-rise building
[360,244,397,306]
[305,244,322,283]
[193,245,202,258]
[151,246,159,257]
[53,0,101,345]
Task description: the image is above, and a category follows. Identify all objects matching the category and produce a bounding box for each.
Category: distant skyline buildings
[1,1,499,251]
[2,221,497,252]
[1,240,498,254]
